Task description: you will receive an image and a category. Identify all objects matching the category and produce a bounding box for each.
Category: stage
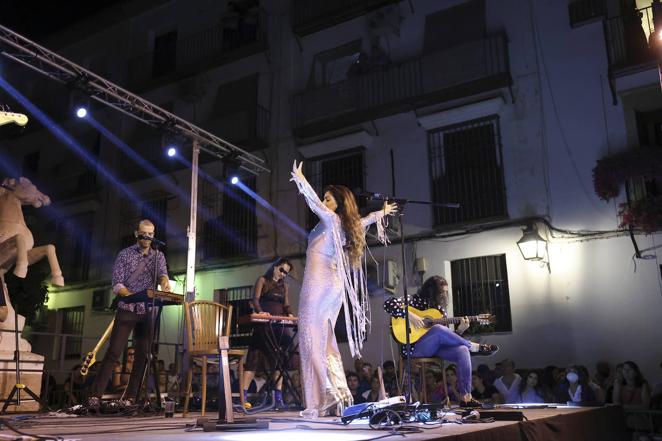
[0,405,628,441]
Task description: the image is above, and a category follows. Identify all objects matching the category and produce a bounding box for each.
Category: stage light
[75,107,87,118]
[166,146,177,157]
[230,176,239,185]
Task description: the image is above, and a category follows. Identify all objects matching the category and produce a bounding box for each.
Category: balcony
[126,12,268,91]
[293,33,511,139]
[204,105,270,152]
[604,5,657,73]
[291,0,400,37]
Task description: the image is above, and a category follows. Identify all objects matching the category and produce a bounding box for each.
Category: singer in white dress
[290,160,397,418]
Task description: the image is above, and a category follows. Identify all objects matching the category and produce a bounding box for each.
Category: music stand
[0,292,46,414]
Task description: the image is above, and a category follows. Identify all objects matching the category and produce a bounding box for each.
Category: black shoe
[459,398,483,408]
[473,344,499,356]
[86,396,101,411]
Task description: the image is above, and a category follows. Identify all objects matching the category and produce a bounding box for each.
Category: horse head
[1,177,51,208]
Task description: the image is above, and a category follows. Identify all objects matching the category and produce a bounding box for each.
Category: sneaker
[473,344,499,357]
[459,398,483,408]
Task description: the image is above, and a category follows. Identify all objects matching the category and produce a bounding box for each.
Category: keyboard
[120,289,184,305]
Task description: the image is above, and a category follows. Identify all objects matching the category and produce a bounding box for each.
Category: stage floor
[0,405,627,441]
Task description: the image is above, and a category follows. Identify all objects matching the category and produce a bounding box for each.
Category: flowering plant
[593,147,662,231]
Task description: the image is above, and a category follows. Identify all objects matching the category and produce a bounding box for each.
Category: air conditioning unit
[366,259,399,295]
[91,288,113,312]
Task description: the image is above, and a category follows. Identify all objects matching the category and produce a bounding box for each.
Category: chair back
[184,300,233,355]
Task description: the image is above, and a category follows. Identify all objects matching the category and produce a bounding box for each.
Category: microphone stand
[364,192,458,405]
[135,239,164,409]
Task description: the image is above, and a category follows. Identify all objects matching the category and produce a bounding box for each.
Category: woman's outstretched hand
[290,159,305,182]
[383,201,398,216]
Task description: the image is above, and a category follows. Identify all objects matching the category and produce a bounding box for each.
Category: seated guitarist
[87,219,170,408]
[384,275,498,407]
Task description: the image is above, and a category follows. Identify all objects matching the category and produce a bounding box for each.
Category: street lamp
[517,223,547,261]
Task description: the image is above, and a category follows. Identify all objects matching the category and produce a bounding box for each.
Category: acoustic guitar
[391,306,494,344]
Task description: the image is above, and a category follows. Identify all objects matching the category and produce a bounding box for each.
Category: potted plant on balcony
[592,146,662,232]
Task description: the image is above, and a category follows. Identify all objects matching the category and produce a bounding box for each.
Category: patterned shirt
[112,244,168,315]
[383,294,445,358]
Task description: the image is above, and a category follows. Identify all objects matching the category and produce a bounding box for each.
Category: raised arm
[290,160,335,222]
[361,201,397,227]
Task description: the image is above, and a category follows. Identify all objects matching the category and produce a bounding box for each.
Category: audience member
[593,361,613,391]
[494,358,522,403]
[358,362,373,395]
[579,365,603,402]
[554,365,596,404]
[382,360,399,398]
[613,361,651,408]
[605,363,624,403]
[476,363,496,387]
[362,374,383,403]
[517,370,549,403]
[471,371,501,403]
[346,371,365,404]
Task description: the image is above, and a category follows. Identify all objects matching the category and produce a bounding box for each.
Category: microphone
[137,235,166,246]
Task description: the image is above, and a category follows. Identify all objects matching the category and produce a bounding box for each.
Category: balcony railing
[293,33,511,137]
[127,12,268,90]
[604,5,657,71]
[291,0,400,36]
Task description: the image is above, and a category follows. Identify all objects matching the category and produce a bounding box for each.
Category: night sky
[1,0,124,41]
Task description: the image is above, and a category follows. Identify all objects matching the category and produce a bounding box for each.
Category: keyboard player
[242,257,294,410]
[86,219,171,409]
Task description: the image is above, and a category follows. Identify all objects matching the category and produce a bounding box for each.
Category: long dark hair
[622,361,646,388]
[264,257,292,280]
[323,184,365,268]
[519,369,550,400]
[418,276,449,309]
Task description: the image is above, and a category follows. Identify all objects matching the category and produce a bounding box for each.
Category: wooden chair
[182,301,246,417]
[399,357,450,408]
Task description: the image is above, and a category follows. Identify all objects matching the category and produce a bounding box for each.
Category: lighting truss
[0,24,269,175]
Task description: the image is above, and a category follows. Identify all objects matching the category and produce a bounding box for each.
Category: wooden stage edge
[0,405,628,441]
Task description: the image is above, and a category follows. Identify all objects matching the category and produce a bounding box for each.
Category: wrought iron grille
[306,149,364,229]
[428,115,507,226]
[451,254,512,333]
[60,306,85,358]
[216,285,254,348]
[202,177,257,260]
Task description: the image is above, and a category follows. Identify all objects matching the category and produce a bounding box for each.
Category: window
[202,177,257,260]
[428,116,507,226]
[305,148,365,229]
[152,30,177,77]
[450,254,512,333]
[59,306,85,359]
[55,212,94,283]
[568,0,606,27]
[215,285,254,348]
[631,110,662,202]
[310,40,362,87]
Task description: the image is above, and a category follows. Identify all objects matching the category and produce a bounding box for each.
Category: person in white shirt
[493,358,522,403]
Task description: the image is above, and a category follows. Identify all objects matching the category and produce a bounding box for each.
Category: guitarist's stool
[399,357,450,407]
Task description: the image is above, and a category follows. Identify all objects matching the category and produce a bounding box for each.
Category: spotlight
[230,176,239,185]
[75,107,87,118]
[166,146,177,157]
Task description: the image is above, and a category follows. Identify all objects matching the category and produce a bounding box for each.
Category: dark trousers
[90,309,152,399]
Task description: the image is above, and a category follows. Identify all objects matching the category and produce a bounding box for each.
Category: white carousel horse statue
[0,177,64,324]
